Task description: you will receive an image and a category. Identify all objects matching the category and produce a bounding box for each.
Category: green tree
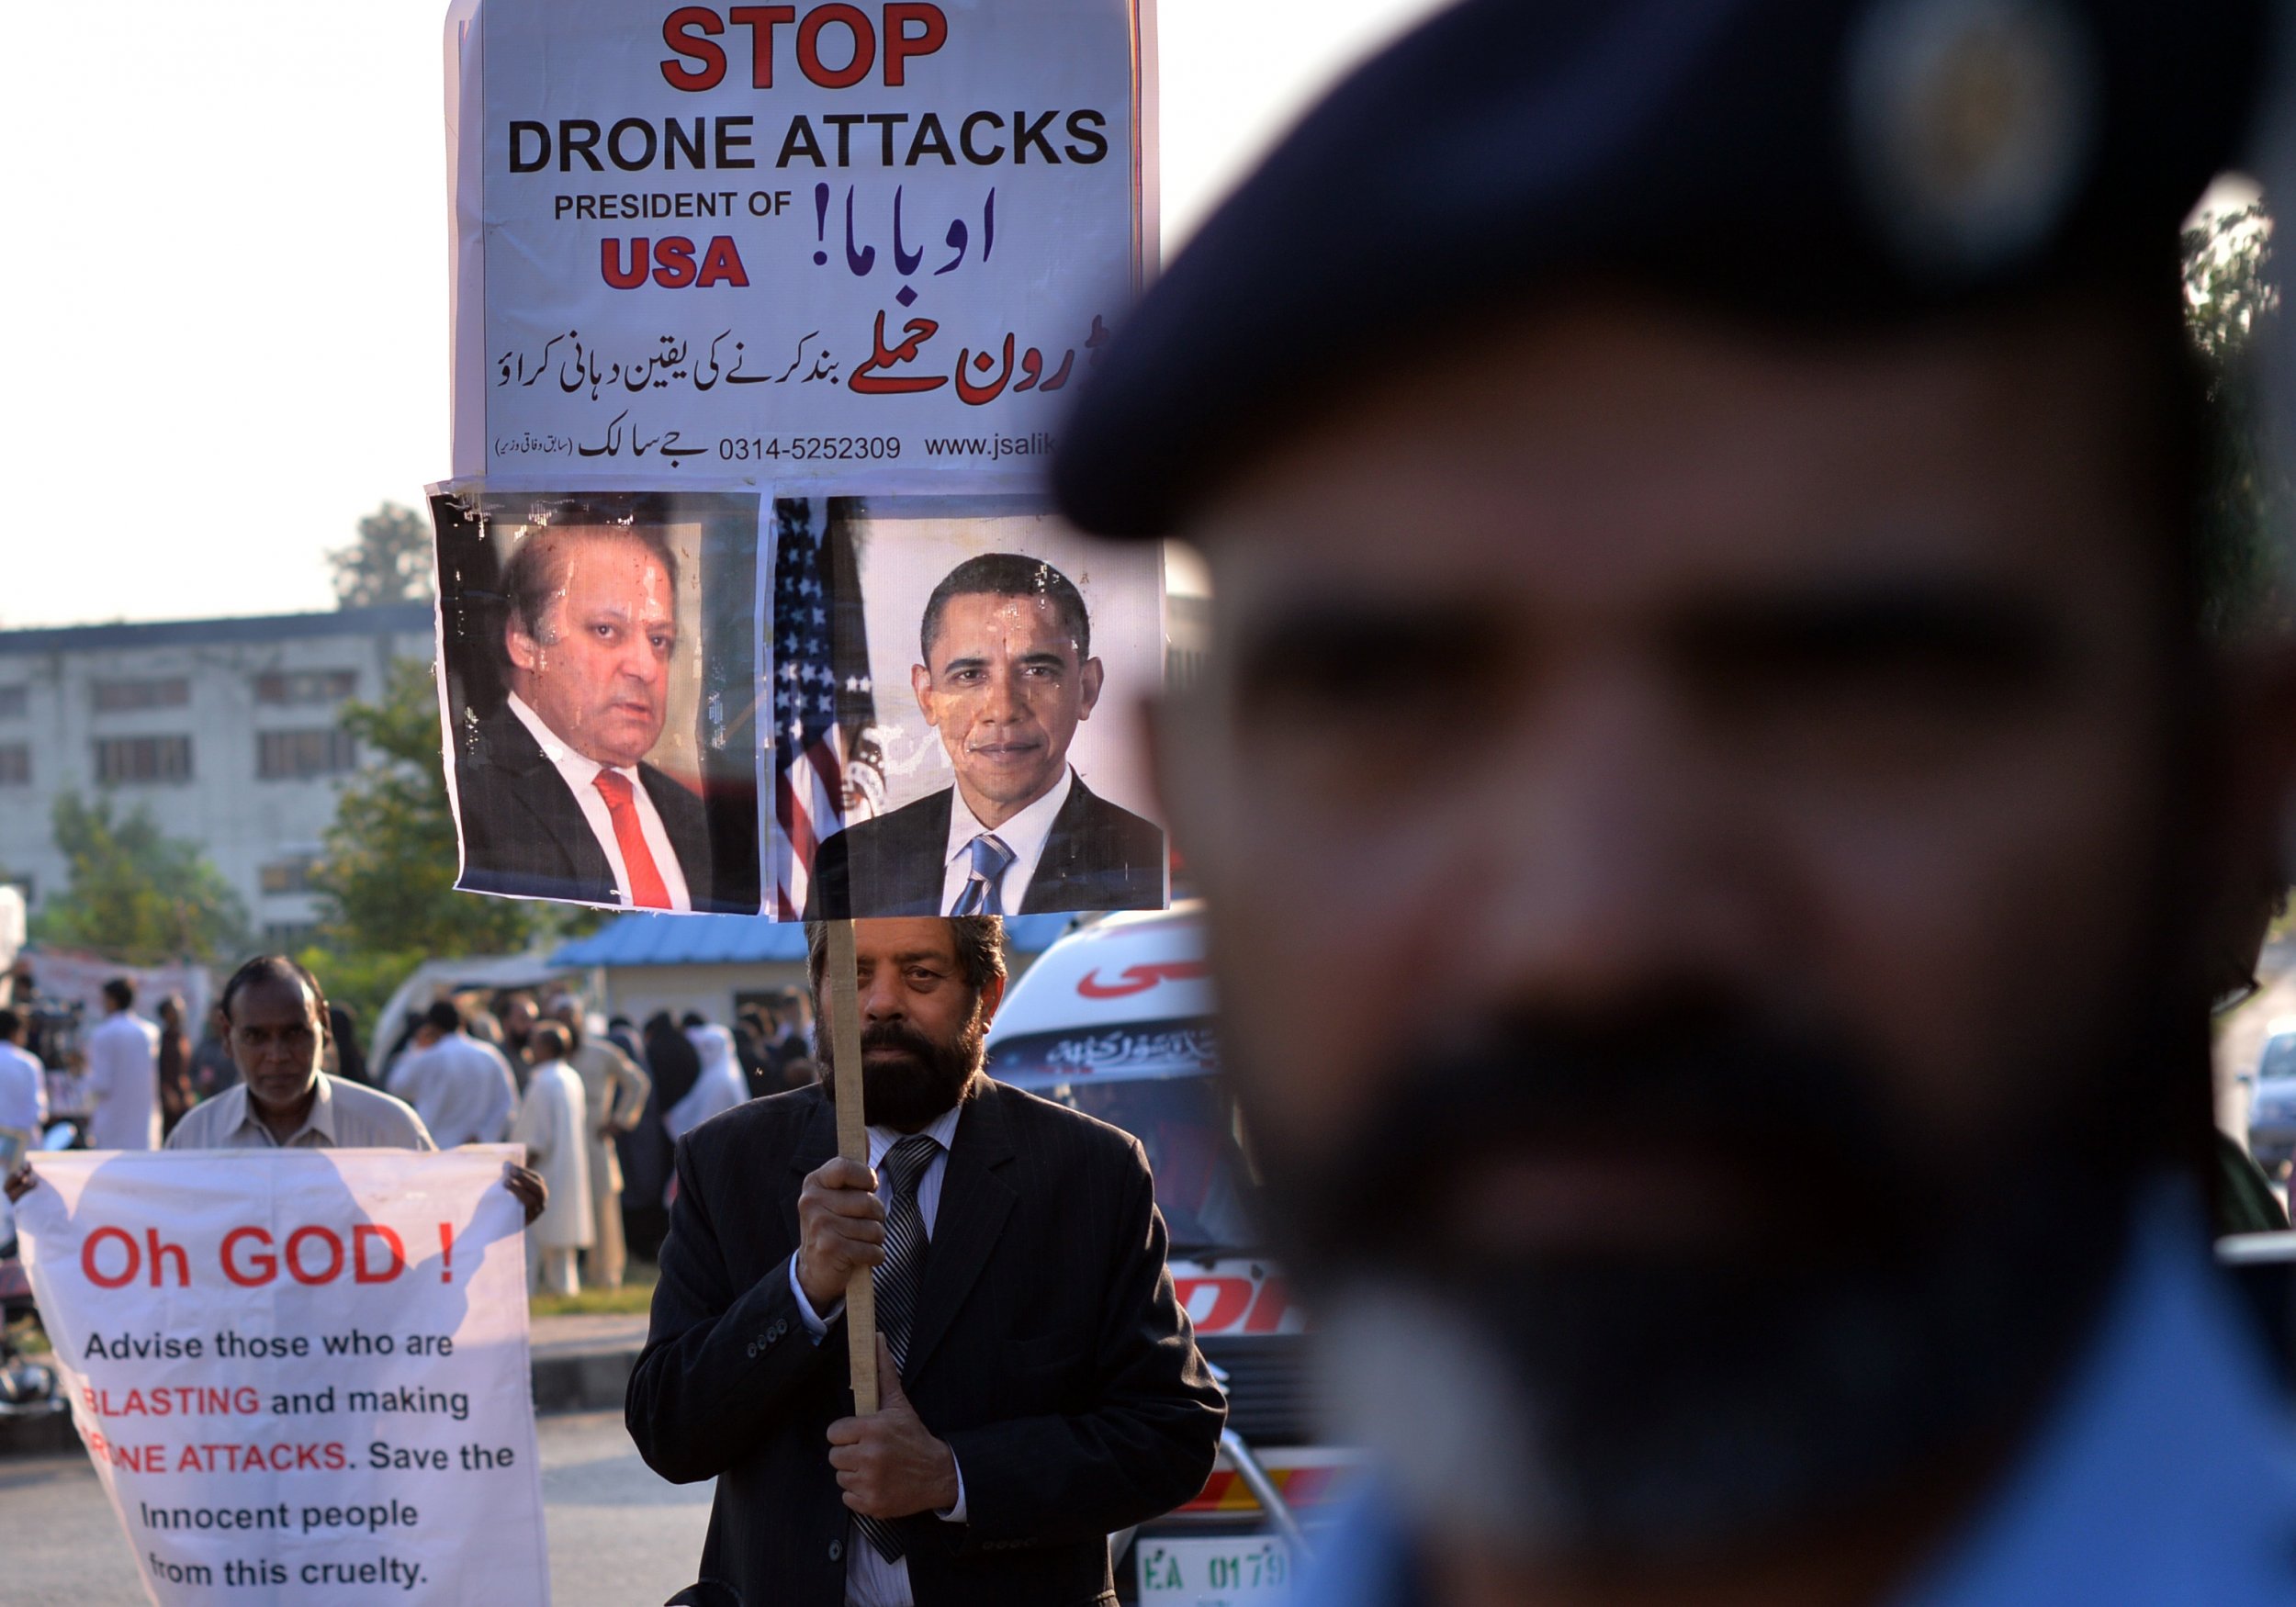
[31,792,248,965]
[2182,200,2287,638]
[304,659,591,1022]
[327,501,434,610]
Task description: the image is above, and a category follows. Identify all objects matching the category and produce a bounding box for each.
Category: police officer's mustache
[1266,984,2155,1556]
[1271,988,1928,1281]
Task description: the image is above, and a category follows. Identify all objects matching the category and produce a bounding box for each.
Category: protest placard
[445,0,1148,486]
[17,1147,546,1607]
[433,0,1166,1418]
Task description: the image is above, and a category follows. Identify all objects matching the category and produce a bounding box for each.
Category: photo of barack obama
[806,550,1166,920]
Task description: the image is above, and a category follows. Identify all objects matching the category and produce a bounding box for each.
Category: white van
[985,904,1363,1605]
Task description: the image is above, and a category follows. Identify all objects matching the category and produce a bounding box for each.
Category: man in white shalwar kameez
[548,1000,650,1290]
[512,1022,592,1296]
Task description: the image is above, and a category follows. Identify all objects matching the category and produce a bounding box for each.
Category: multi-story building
[0,604,433,950]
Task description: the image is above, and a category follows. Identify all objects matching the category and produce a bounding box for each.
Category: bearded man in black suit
[627,915,1224,1606]
[454,519,740,910]
[807,554,1165,918]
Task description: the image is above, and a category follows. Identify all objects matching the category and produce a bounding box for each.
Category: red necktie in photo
[593,770,672,908]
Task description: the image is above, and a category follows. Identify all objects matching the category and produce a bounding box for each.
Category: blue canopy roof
[549,912,1076,969]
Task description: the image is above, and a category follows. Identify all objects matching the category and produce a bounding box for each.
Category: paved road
[1,1410,713,1606]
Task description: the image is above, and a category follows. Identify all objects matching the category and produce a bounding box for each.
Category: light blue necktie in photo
[950,833,1014,916]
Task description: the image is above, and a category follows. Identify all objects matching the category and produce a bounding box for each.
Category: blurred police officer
[1056,1,2295,1602]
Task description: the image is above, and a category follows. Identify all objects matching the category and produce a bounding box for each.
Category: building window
[260,857,319,895]
[0,686,26,718]
[92,678,190,713]
[257,728,357,780]
[95,736,194,784]
[0,745,26,785]
[254,670,358,706]
[262,922,320,951]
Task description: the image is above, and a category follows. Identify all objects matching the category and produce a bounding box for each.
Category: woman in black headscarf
[624,1012,703,1260]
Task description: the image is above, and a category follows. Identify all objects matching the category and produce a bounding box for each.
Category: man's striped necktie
[852,1133,940,1564]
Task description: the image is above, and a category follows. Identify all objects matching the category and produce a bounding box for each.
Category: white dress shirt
[0,1039,47,1248]
[385,1030,519,1147]
[790,1101,969,1607]
[506,691,692,910]
[0,1039,46,1138]
[511,1062,591,1250]
[84,1010,161,1151]
[939,768,1074,916]
[166,1074,434,1152]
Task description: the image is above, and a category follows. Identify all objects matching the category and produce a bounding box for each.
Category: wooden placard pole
[825,916,880,1415]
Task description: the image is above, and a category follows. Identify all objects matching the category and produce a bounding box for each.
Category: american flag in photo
[770,499,881,918]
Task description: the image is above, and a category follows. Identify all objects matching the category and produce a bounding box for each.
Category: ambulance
[984,904,1364,1605]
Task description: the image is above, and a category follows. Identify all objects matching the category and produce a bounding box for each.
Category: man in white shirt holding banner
[11,957,544,1215]
[6,954,554,1606]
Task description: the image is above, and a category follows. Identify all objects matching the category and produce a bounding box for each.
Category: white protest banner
[446,0,1149,486]
[17,1147,547,1607]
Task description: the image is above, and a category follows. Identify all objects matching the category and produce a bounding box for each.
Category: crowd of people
[0,957,816,1299]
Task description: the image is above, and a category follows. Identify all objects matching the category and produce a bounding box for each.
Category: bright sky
[0,0,1446,630]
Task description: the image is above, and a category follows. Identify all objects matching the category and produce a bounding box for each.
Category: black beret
[1054,0,2271,538]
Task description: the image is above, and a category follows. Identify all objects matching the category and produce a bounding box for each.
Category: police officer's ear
[1141,689,1184,877]
[1141,658,1225,893]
